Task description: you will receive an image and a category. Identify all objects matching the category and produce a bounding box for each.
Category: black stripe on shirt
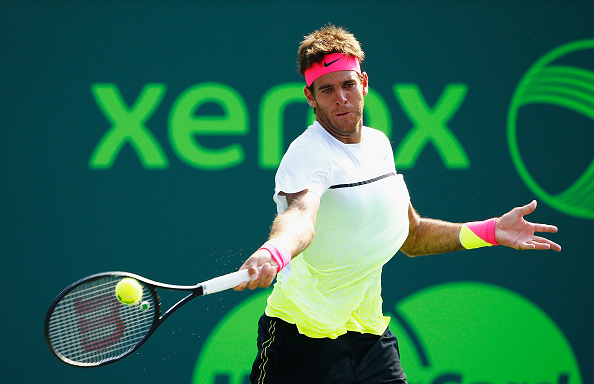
[329,172,396,189]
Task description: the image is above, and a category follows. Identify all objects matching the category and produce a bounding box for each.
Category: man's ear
[361,72,369,96]
[304,85,317,108]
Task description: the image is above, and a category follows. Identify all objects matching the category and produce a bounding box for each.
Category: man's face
[304,70,369,144]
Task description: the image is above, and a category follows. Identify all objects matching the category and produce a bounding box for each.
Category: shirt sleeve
[272,140,332,214]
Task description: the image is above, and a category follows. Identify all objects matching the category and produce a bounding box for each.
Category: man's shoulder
[362,126,390,141]
[289,123,332,149]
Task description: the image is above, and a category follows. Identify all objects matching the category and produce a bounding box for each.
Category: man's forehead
[314,70,359,89]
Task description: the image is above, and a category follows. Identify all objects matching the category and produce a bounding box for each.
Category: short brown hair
[297,24,365,76]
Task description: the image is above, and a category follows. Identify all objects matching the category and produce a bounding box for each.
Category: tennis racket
[44,268,256,367]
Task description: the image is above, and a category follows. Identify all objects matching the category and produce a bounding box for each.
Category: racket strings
[47,276,158,366]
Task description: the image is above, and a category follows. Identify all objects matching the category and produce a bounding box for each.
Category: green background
[1,1,592,383]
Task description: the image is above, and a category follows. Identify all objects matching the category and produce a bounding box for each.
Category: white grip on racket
[201,267,262,295]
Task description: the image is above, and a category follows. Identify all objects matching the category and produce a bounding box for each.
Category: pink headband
[304,53,361,87]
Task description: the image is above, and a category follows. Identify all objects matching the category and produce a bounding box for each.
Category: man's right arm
[234,189,320,291]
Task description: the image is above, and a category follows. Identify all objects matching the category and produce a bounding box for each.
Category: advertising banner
[1,1,591,383]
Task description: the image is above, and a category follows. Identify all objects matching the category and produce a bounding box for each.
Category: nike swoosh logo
[323,58,341,67]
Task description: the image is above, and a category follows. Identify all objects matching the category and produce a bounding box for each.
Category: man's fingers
[518,236,562,252]
[248,265,261,280]
[233,260,260,291]
[260,263,278,287]
[234,280,248,291]
[234,248,281,291]
[533,236,562,252]
[245,262,278,290]
[514,200,537,217]
[533,223,558,234]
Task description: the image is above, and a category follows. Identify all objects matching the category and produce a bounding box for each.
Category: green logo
[89,82,470,171]
[507,39,594,219]
[390,282,581,384]
[191,282,581,384]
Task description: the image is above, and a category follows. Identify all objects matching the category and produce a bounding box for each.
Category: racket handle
[201,266,262,295]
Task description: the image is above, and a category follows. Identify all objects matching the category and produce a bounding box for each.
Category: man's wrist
[459,218,499,249]
[258,241,292,271]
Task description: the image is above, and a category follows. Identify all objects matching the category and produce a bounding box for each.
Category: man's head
[298,25,365,88]
[298,25,369,144]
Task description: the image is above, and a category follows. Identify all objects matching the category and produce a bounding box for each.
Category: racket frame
[45,268,251,367]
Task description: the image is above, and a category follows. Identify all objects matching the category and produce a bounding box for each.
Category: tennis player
[235,25,561,384]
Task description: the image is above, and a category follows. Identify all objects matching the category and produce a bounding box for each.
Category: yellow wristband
[459,218,499,249]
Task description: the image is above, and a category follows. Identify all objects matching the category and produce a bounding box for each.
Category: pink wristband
[460,218,499,249]
[259,242,292,271]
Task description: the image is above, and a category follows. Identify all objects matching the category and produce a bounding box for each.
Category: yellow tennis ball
[115,278,143,305]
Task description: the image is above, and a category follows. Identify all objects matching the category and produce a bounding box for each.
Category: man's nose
[335,88,347,105]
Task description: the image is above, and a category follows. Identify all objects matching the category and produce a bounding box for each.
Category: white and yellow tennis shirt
[265,121,410,339]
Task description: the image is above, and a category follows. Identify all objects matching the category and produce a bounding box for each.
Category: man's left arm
[400,200,561,257]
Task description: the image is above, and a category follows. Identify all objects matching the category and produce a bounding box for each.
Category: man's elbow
[400,221,423,257]
[400,246,422,258]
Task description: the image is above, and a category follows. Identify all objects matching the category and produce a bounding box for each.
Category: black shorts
[250,314,408,384]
